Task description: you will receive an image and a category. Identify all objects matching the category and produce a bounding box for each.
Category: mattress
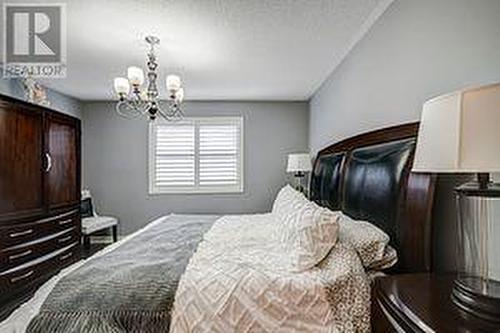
[1,213,371,332]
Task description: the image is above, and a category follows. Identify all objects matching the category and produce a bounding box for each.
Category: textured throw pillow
[337,213,398,270]
[279,201,340,272]
[272,184,308,222]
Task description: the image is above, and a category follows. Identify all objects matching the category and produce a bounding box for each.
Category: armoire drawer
[0,209,79,249]
[0,228,79,271]
[0,242,79,294]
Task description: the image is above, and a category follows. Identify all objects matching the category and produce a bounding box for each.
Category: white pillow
[272,185,308,222]
[337,213,398,270]
[278,200,340,272]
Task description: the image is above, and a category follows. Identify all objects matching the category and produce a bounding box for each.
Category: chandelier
[113,35,184,121]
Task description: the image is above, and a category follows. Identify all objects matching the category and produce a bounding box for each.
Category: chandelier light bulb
[139,90,149,100]
[114,77,130,95]
[175,87,184,103]
[127,66,145,86]
[166,74,181,92]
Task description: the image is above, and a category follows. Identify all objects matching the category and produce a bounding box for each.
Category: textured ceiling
[36,0,392,101]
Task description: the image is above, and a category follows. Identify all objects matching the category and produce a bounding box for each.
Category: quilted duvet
[171,213,371,333]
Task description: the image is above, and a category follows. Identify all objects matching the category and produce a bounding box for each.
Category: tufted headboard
[310,123,436,273]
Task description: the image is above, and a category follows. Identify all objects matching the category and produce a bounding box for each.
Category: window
[149,117,244,194]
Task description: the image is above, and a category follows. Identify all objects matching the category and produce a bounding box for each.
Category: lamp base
[293,172,306,195]
[453,176,500,322]
[455,173,500,197]
[452,277,500,323]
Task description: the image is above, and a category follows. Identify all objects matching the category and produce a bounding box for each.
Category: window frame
[148,116,244,194]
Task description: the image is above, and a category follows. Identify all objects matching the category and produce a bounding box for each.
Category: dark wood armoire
[0,93,81,319]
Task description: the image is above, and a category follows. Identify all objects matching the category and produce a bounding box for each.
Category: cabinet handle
[10,270,34,283]
[9,229,33,238]
[59,252,73,261]
[58,219,73,226]
[37,209,78,224]
[9,249,33,261]
[45,152,52,172]
[58,236,72,243]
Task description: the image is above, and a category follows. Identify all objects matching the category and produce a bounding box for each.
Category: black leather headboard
[310,153,344,211]
[343,139,415,244]
[310,123,436,272]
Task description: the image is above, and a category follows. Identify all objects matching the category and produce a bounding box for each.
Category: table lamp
[287,153,312,194]
[413,83,500,322]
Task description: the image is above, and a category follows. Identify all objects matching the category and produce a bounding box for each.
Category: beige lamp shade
[287,153,312,173]
[413,83,500,173]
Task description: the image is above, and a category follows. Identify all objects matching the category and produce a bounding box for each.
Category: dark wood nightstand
[371,274,500,332]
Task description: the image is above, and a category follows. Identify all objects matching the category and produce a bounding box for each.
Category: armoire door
[44,112,80,210]
[0,100,45,223]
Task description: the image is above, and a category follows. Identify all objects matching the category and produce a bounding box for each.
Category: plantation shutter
[153,123,195,188]
[149,117,243,193]
[199,119,241,188]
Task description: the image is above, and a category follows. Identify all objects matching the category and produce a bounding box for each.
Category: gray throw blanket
[27,214,220,333]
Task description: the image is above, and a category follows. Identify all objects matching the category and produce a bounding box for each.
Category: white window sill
[148,187,244,195]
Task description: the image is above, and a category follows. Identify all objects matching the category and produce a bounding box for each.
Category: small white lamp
[413,82,500,320]
[287,153,312,194]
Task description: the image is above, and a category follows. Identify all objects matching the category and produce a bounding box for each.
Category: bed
[0,122,436,332]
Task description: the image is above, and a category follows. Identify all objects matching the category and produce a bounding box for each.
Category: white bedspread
[171,213,371,332]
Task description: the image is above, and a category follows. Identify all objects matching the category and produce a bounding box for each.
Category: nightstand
[371,274,500,332]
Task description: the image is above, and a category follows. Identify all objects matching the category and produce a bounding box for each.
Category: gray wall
[0,76,82,118]
[83,101,309,234]
[309,0,500,272]
[310,0,500,153]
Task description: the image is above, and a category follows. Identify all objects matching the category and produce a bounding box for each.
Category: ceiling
[37,0,392,101]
